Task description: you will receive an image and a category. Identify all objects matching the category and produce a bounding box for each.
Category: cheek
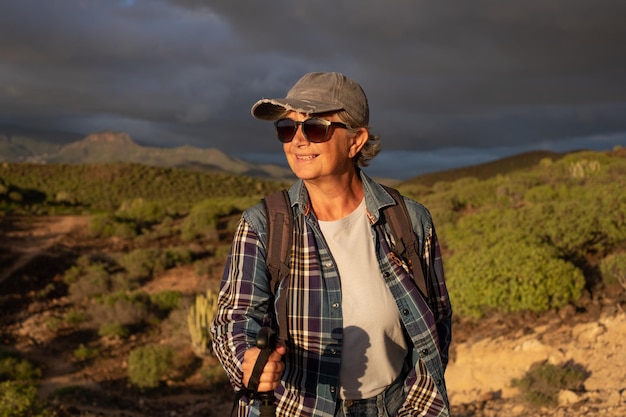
[283,142,295,159]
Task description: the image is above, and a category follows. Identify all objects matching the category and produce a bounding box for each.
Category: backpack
[262,186,429,342]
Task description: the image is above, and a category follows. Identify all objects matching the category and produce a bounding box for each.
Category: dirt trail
[0,215,89,284]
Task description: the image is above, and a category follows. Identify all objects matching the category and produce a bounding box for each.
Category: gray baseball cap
[251,72,369,126]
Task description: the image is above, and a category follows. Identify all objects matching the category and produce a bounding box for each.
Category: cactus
[187,289,219,357]
[568,159,600,178]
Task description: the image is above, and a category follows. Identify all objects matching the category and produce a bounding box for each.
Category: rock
[572,322,607,345]
[558,389,583,406]
[606,389,622,407]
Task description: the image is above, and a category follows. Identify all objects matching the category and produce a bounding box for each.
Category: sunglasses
[274,118,349,143]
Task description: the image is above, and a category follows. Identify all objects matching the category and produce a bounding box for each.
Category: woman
[211,72,452,417]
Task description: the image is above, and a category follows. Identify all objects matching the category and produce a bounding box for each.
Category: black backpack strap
[381,186,429,301]
[262,189,293,342]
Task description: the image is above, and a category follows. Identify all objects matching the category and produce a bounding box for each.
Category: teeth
[297,155,317,160]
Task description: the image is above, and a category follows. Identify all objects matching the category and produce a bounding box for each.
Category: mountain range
[0,126,295,180]
[0,124,583,184]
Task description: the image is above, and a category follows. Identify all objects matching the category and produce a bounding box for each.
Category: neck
[304,170,364,221]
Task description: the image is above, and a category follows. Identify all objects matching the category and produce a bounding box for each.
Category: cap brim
[251,98,343,121]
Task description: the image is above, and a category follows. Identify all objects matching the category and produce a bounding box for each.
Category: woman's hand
[242,341,287,392]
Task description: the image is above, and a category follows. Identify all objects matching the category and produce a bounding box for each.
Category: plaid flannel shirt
[211,171,452,417]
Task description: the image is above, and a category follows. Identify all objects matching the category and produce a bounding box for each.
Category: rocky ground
[448,296,626,416]
[1,215,625,416]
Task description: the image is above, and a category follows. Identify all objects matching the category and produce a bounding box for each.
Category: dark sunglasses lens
[275,119,297,143]
[302,119,329,142]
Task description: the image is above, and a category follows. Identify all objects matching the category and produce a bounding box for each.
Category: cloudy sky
[1,0,625,179]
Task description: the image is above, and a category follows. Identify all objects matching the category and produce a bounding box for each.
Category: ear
[348,128,369,159]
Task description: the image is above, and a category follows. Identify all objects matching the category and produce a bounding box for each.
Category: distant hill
[0,124,82,161]
[399,150,565,187]
[0,129,295,180]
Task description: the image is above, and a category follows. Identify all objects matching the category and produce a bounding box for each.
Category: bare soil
[1,215,625,416]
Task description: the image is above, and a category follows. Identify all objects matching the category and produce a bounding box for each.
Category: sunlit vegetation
[1,147,625,407]
[0,350,53,417]
[127,345,175,389]
[399,148,626,318]
[511,360,587,407]
[0,162,287,214]
[3,150,626,321]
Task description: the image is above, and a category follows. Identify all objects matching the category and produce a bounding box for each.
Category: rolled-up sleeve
[210,217,272,390]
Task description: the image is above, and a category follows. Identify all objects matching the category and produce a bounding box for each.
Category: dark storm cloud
[1,0,625,177]
[190,1,626,147]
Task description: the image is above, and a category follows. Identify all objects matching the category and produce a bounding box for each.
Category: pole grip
[255,327,277,417]
[256,326,277,350]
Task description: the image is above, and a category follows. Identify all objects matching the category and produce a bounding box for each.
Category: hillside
[0,129,295,180]
[400,150,564,187]
[1,148,625,416]
[0,162,290,215]
[1,210,624,417]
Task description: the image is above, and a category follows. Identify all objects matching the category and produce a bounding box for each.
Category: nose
[291,123,309,145]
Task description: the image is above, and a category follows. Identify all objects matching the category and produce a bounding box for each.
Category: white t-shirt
[318,198,408,399]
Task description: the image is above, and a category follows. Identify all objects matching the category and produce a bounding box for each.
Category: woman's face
[282,112,366,184]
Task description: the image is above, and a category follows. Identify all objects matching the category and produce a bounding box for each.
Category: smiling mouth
[296,154,319,160]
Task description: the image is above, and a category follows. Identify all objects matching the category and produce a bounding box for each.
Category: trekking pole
[253,326,278,417]
[229,326,277,417]
[229,327,278,417]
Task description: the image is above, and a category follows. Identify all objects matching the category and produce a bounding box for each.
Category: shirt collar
[288,170,396,223]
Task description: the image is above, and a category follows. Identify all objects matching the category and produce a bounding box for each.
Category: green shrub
[127,345,174,389]
[88,213,137,239]
[150,291,183,313]
[180,198,240,241]
[61,255,95,283]
[446,238,585,318]
[87,213,117,237]
[111,221,138,239]
[89,291,149,329]
[116,198,167,224]
[61,265,82,285]
[64,309,88,326]
[65,262,112,302]
[73,344,99,361]
[44,316,63,332]
[162,247,194,268]
[35,283,55,300]
[0,381,53,417]
[512,361,587,407]
[600,252,626,289]
[109,271,142,292]
[118,249,160,280]
[148,215,176,240]
[98,322,129,339]
[117,248,193,282]
[55,190,74,204]
[0,352,41,382]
